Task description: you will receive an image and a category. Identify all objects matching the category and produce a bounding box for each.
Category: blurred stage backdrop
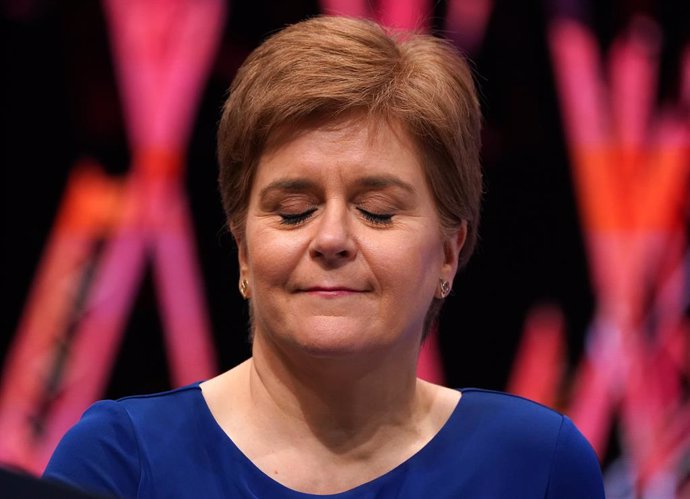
[1,0,688,497]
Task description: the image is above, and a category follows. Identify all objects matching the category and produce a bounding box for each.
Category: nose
[308,202,357,266]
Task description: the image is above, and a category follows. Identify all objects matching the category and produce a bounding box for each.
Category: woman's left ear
[441,221,468,282]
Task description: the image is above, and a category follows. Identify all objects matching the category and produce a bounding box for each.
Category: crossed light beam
[511,12,689,497]
[0,0,225,473]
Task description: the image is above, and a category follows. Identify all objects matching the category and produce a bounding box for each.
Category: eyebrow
[259,175,416,198]
[354,175,415,195]
[259,179,316,199]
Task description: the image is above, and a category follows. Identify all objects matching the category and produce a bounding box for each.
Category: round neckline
[193,384,468,497]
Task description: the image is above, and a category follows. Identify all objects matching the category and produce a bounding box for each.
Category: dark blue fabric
[43,384,605,498]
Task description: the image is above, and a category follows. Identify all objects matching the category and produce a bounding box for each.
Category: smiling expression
[237,117,462,359]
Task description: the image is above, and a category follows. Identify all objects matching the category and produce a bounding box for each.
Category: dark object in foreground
[0,466,115,499]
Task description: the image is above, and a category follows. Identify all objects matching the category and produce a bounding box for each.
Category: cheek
[366,232,444,292]
[245,225,305,286]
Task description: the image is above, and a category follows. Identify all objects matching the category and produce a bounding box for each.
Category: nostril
[310,245,353,260]
[309,232,357,264]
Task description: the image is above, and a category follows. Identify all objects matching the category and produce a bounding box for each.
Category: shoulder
[43,399,141,497]
[459,387,563,422]
[113,383,202,428]
[545,413,606,498]
[86,383,204,450]
[43,383,203,497]
[458,388,566,445]
[456,389,605,498]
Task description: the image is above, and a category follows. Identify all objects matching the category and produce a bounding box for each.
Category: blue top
[43,384,605,498]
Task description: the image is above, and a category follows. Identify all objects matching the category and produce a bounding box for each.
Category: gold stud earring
[239,279,249,299]
[439,279,451,298]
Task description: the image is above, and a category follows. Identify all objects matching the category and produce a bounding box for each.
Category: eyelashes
[279,208,317,226]
[357,208,393,225]
[278,208,393,226]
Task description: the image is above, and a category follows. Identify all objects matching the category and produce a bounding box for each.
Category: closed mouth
[301,287,366,295]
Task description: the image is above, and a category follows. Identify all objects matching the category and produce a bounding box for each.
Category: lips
[299,285,368,296]
[306,286,358,291]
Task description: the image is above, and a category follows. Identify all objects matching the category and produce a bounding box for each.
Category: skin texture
[201,117,466,494]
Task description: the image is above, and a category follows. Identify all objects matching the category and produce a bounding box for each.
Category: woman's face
[238,118,464,359]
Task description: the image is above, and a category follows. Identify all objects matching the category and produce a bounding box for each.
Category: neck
[248,332,425,450]
[200,334,460,494]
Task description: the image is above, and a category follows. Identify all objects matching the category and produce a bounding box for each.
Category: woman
[44,16,605,498]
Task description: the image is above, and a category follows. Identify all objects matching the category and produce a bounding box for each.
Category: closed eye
[357,208,393,225]
[279,208,317,226]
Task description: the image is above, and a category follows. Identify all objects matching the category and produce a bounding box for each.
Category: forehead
[255,116,426,185]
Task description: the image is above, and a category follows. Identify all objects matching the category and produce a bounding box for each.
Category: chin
[292,333,375,359]
[285,317,389,359]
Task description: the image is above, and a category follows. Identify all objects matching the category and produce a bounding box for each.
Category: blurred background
[1,0,688,497]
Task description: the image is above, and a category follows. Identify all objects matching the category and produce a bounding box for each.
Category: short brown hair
[217,16,482,335]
